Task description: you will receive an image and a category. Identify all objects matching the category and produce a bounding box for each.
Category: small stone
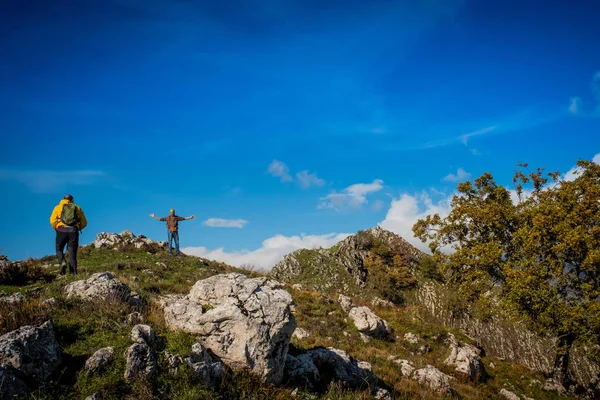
[85,347,114,372]
[338,294,353,313]
[43,298,58,307]
[293,328,310,340]
[374,387,391,400]
[126,312,144,325]
[499,388,520,400]
[489,361,496,369]
[359,333,372,343]
[124,343,156,381]
[131,324,157,348]
[404,332,419,344]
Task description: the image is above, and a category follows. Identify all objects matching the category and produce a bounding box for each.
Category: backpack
[60,203,79,226]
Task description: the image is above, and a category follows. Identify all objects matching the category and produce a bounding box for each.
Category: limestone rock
[124,343,156,381]
[542,378,566,394]
[444,333,486,381]
[338,294,353,314]
[307,347,377,389]
[131,324,157,348]
[412,365,452,393]
[359,333,372,343]
[0,320,60,381]
[64,272,131,302]
[85,347,114,372]
[164,351,183,374]
[92,231,167,252]
[374,387,391,400]
[183,342,224,388]
[0,292,25,305]
[43,298,58,307]
[284,353,321,390]
[372,297,394,308]
[293,328,310,340]
[499,388,520,400]
[126,312,144,325]
[0,365,27,399]
[348,306,391,338]
[159,273,296,385]
[404,332,419,344]
[392,358,415,377]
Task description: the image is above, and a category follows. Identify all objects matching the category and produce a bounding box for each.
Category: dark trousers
[56,228,79,274]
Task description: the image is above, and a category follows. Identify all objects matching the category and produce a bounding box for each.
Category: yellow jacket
[50,199,88,231]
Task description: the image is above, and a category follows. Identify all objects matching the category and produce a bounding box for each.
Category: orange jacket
[50,199,88,230]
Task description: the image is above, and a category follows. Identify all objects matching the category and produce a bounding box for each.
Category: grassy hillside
[0,245,573,399]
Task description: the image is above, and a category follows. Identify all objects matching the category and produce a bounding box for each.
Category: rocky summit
[0,229,598,399]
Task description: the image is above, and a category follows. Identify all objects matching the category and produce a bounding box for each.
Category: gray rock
[499,388,520,400]
[164,351,183,374]
[0,292,25,305]
[43,298,58,307]
[373,387,391,400]
[124,343,156,381]
[0,320,60,381]
[348,306,391,338]
[185,359,224,388]
[0,365,27,399]
[371,297,394,308]
[359,333,372,343]
[404,332,419,344]
[293,328,310,340]
[85,347,114,372]
[159,273,296,385]
[307,347,377,389]
[92,231,167,252]
[64,272,131,302]
[444,333,486,381]
[126,312,144,325]
[542,378,566,394]
[85,393,101,400]
[284,354,321,390]
[338,294,353,314]
[412,365,452,393]
[392,358,415,377]
[131,324,157,348]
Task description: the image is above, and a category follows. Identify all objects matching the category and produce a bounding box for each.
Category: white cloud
[563,152,600,181]
[203,218,248,228]
[460,126,497,145]
[379,192,452,253]
[319,179,384,210]
[267,160,292,182]
[443,168,471,182]
[569,97,582,114]
[296,170,325,189]
[0,169,106,193]
[182,232,351,271]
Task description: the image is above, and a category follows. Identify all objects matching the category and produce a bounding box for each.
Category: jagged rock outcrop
[417,281,600,386]
[158,273,296,384]
[64,272,131,302]
[348,306,391,338]
[92,231,167,252]
[444,333,486,381]
[0,320,60,397]
[269,227,425,295]
[124,343,156,381]
[85,347,114,372]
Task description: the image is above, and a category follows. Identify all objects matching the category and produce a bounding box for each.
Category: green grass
[0,247,583,399]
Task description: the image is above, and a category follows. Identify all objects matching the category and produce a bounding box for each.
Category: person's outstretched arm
[181,215,195,221]
[149,213,167,221]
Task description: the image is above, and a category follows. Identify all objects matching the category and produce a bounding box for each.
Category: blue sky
[1,0,599,269]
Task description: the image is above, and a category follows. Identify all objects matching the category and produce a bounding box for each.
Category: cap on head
[64,194,73,201]
[170,209,175,213]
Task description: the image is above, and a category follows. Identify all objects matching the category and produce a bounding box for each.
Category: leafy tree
[413,159,600,387]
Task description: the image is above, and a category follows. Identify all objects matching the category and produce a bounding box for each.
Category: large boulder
[159,273,296,384]
[284,353,321,390]
[348,306,391,338]
[444,333,486,381]
[64,272,131,302]
[0,320,60,382]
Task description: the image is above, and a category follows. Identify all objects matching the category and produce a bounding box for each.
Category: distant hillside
[269,227,431,303]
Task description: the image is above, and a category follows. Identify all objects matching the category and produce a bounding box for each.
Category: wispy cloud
[443,167,471,182]
[182,232,351,271]
[267,160,292,182]
[569,97,582,115]
[296,170,325,189]
[319,179,384,210]
[0,169,106,193]
[203,218,249,228]
[460,126,497,145]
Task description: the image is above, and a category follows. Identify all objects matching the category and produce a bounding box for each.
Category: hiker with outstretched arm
[149,209,195,255]
[50,194,87,275]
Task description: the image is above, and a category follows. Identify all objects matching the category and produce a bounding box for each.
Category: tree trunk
[551,332,575,388]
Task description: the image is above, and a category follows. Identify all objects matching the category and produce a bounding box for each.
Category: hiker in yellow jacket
[50,194,87,275]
